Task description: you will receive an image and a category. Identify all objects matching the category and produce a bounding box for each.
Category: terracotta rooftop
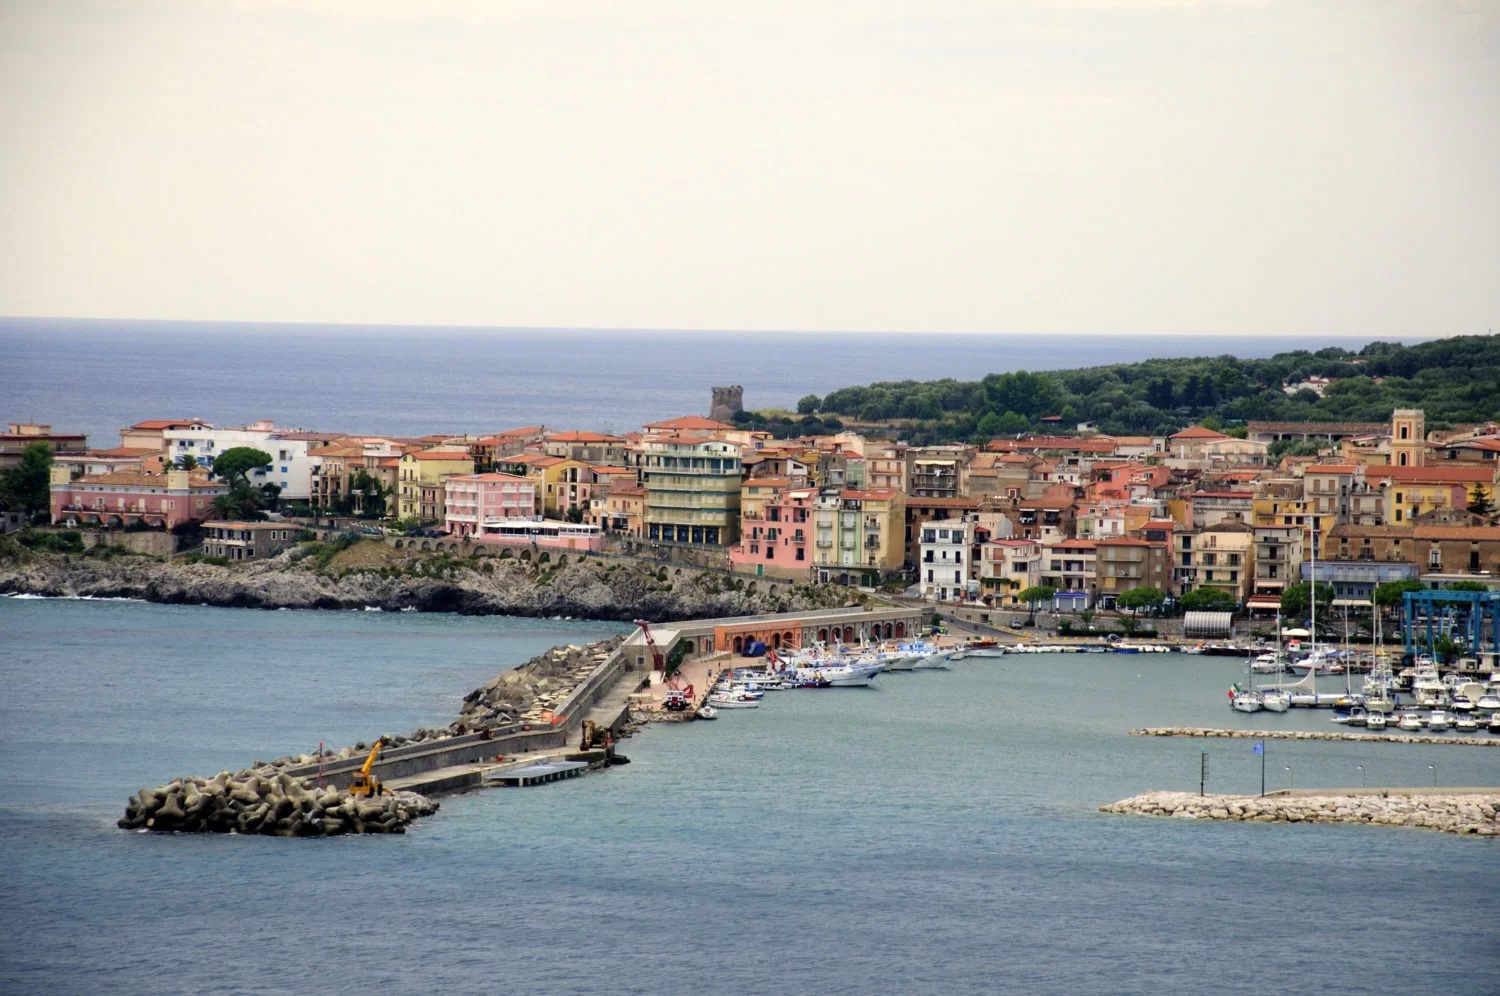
[1413,526,1500,540]
[86,446,158,458]
[1170,426,1231,440]
[405,451,472,461]
[68,470,224,489]
[643,416,737,431]
[128,419,207,430]
[1365,465,1496,483]
[546,430,624,443]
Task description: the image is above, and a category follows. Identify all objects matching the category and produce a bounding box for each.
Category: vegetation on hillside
[741,334,1500,442]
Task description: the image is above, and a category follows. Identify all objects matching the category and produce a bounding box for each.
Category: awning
[1246,596,1281,608]
[1184,610,1233,638]
[1281,627,1310,637]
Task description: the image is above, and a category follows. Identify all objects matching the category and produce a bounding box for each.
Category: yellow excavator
[348,738,392,797]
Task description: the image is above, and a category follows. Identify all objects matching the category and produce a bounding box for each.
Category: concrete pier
[1131,726,1500,747]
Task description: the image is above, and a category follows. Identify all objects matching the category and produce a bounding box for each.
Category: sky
[0,0,1496,336]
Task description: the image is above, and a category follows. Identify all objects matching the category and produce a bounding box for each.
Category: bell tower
[1389,409,1425,468]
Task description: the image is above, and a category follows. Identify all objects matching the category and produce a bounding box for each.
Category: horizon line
[0,314,1467,340]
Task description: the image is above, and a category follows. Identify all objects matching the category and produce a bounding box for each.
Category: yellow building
[810,487,906,585]
[495,453,594,517]
[396,450,475,521]
[1365,464,1498,525]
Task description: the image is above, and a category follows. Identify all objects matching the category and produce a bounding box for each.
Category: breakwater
[1102,790,1500,837]
[118,770,438,836]
[119,635,627,835]
[1132,727,1500,747]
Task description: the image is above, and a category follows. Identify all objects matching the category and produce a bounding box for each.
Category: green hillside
[744,334,1500,443]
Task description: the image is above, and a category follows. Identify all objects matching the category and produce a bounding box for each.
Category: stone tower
[1390,408,1426,468]
[710,385,744,424]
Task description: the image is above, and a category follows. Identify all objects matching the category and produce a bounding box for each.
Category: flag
[1252,741,1264,755]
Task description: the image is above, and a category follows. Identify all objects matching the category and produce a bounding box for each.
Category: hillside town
[4,393,1499,620]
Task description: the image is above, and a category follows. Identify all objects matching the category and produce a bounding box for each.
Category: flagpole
[1260,740,1266,796]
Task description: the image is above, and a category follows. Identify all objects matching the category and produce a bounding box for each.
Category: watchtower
[710,386,744,424]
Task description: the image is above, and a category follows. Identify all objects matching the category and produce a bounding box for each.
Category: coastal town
[4,391,1498,631]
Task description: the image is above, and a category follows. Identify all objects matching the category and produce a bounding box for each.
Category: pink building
[729,486,815,577]
[444,473,537,537]
[50,467,227,529]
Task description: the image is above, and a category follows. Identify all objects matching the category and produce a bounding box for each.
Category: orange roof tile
[1170,425,1231,440]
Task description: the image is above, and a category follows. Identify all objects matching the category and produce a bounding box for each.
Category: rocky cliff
[0,542,855,621]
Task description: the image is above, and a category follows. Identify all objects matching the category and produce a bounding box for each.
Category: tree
[347,471,386,518]
[1467,483,1497,524]
[565,503,584,524]
[1180,587,1236,612]
[210,447,273,487]
[796,394,821,415]
[1017,585,1056,625]
[1280,581,1333,622]
[1116,585,1165,617]
[0,441,54,520]
[211,482,265,521]
[174,454,199,471]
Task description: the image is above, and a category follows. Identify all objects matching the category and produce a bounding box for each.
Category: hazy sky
[1,1,1496,335]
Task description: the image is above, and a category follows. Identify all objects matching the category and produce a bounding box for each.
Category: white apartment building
[161,420,323,501]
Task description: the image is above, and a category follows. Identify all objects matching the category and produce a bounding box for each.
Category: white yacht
[1365,711,1387,731]
[1426,709,1452,731]
[1453,713,1478,733]
[1397,712,1425,732]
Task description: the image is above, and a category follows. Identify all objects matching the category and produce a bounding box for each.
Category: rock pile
[1133,727,1499,747]
[1101,791,1500,837]
[118,769,439,836]
[454,637,624,732]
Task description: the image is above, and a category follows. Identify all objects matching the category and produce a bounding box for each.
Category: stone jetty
[117,769,439,836]
[1132,727,1500,747]
[119,635,625,835]
[1101,790,1500,837]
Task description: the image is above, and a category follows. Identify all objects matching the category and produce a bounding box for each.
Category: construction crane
[635,618,692,696]
[347,738,392,797]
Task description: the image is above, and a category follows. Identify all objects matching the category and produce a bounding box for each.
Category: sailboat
[1260,605,1291,712]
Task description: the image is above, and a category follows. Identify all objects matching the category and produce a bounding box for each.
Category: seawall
[1102,790,1500,837]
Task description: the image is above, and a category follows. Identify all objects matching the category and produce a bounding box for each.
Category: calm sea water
[2,597,1496,995]
[0,317,1430,446]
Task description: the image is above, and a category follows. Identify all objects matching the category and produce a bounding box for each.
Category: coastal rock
[0,545,853,621]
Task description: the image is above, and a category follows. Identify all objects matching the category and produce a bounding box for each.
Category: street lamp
[1285,765,1294,791]
[1428,763,1437,788]
[1356,764,1365,788]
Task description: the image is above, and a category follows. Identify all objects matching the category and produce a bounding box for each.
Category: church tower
[1390,409,1426,468]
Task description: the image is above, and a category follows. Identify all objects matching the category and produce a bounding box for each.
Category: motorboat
[1365,711,1387,731]
[1345,705,1369,728]
[1251,653,1287,674]
[1453,713,1478,733]
[1487,712,1500,734]
[1426,709,1452,732]
[695,705,718,720]
[1450,695,1477,713]
[962,640,1007,658]
[707,690,760,709]
[1398,712,1425,732]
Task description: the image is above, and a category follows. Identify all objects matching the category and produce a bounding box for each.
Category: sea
[2,596,1498,996]
[0,317,1439,446]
